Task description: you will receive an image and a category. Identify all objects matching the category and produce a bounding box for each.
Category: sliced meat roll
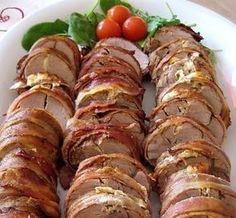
[149,38,209,70]
[82,46,142,79]
[17,47,76,91]
[0,135,58,164]
[144,116,218,166]
[151,49,215,94]
[153,52,216,97]
[65,167,149,210]
[0,164,58,203]
[160,173,236,215]
[75,66,142,93]
[0,195,59,218]
[30,35,81,72]
[66,188,151,218]
[76,154,152,194]
[4,108,63,144]
[153,140,231,188]
[0,210,41,218]
[96,37,149,73]
[0,119,59,148]
[150,96,226,144]
[62,124,140,170]
[0,148,57,188]
[159,72,231,127]
[8,85,74,130]
[144,24,203,53]
[161,196,236,218]
[79,55,139,83]
[67,103,146,146]
[75,77,143,110]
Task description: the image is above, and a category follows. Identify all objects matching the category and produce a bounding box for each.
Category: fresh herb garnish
[68,12,101,47]
[99,0,124,13]
[22,19,68,51]
[21,0,182,50]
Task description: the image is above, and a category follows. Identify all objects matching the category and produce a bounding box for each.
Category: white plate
[0,0,236,217]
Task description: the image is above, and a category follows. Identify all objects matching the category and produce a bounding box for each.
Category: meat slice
[17,47,76,91]
[8,85,74,130]
[160,173,236,215]
[144,24,203,53]
[153,140,231,189]
[5,108,63,144]
[79,55,139,82]
[75,77,143,110]
[144,116,218,166]
[0,121,59,148]
[151,52,216,97]
[151,48,215,85]
[0,166,59,204]
[30,35,81,73]
[65,188,151,218]
[76,154,152,194]
[0,195,59,218]
[96,37,149,73]
[150,96,226,144]
[82,46,142,79]
[0,135,58,164]
[160,196,236,218]
[149,38,209,70]
[68,103,146,147]
[65,167,149,210]
[158,72,231,127]
[0,210,41,218]
[0,148,57,188]
[75,66,142,93]
[62,124,140,170]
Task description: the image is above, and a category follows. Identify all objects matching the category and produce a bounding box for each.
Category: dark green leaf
[99,0,122,13]
[21,19,68,51]
[68,12,97,47]
[87,11,105,24]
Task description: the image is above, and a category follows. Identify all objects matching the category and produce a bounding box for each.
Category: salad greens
[22,19,68,51]
[21,0,214,62]
[21,0,182,50]
[68,12,100,47]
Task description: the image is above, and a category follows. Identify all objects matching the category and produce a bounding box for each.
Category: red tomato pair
[96,5,147,41]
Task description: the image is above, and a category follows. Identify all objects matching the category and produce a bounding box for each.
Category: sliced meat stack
[144,24,235,217]
[65,154,152,218]
[0,35,80,217]
[64,38,153,217]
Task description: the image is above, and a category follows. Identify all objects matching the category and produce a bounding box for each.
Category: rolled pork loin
[82,45,142,79]
[144,24,203,53]
[8,85,74,130]
[65,188,151,218]
[144,116,218,166]
[76,154,153,193]
[62,124,141,171]
[158,72,230,127]
[96,37,149,73]
[149,95,226,144]
[153,140,231,189]
[160,172,236,215]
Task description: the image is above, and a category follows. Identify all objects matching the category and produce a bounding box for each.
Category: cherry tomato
[107,5,132,26]
[122,16,148,41]
[96,19,122,40]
